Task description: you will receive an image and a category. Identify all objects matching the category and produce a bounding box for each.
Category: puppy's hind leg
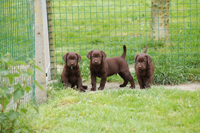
[71,84,75,88]
[118,72,128,87]
[82,85,87,90]
[120,70,135,88]
[128,74,135,89]
[125,71,135,89]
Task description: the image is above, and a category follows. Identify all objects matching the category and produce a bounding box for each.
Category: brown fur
[134,45,154,89]
[87,45,135,91]
[61,52,87,92]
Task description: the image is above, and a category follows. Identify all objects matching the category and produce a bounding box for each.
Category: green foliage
[19,88,200,132]
[51,0,200,85]
[154,64,200,85]
[0,53,44,133]
[79,61,90,82]
[0,0,34,60]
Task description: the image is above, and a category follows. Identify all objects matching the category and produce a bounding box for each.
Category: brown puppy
[134,45,154,89]
[87,45,135,91]
[61,52,87,92]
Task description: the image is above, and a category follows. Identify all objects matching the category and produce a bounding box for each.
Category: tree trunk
[151,0,170,41]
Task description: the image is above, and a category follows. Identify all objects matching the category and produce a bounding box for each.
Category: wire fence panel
[48,0,199,84]
[0,0,35,107]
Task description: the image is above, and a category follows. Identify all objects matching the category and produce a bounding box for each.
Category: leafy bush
[153,64,200,85]
[0,53,44,132]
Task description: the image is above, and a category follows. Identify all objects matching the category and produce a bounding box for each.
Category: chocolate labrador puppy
[87,45,135,91]
[134,45,154,89]
[61,52,87,92]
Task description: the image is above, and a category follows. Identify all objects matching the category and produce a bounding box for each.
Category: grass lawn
[19,87,200,132]
[1,0,199,84]
[50,0,200,84]
[1,1,199,132]
[51,0,200,64]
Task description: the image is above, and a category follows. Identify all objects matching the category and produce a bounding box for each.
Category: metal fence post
[34,0,51,103]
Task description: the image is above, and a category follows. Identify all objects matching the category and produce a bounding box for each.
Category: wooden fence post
[46,0,56,79]
[151,0,170,41]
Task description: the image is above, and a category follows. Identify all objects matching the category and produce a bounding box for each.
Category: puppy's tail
[121,45,126,59]
[143,44,148,53]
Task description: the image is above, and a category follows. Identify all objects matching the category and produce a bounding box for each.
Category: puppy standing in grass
[61,52,87,92]
[87,45,135,91]
[134,45,154,89]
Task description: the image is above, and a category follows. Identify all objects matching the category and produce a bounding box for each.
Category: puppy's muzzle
[92,60,100,65]
[137,65,146,70]
[68,62,76,67]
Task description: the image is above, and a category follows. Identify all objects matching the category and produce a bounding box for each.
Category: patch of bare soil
[162,83,200,91]
[83,81,200,92]
[54,64,200,91]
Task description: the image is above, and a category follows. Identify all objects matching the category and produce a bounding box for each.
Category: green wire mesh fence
[0,0,35,107]
[47,0,199,84]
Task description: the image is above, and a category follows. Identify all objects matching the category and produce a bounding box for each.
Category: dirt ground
[55,65,200,91]
[82,81,200,92]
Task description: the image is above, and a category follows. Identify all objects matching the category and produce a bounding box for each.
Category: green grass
[153,63,200,85]
[1,0,199,84]
[52,0,200,62]
[18,87,200,132]
[50,0,200,84]
[0,0,35,60]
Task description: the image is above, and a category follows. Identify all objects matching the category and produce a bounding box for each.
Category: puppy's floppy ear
[63,53,69,62]
[100,50,107,60]
[134,54,139,61]
[75,53,81,62]
[145,54,152,64]
[87,50,93,59]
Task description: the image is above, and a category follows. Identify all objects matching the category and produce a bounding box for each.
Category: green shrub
[0,53,44,133]
[153,64,199,85]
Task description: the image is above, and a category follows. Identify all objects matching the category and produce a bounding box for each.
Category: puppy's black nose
[95,61,97,63]
[139,66,141,68]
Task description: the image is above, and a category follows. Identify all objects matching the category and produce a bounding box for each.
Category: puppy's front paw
[83,85,88,90]
[130,85,135,89]
[98,86,104,90]
[119,84,126,87]
[145,86,151,89]
[65,86,70,89]
[79,88,86,92]
[91,88,96,91]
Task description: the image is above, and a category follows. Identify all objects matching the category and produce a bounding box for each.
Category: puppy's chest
[92,69,106,77]
[139,70,151,77]
[66,70,79,77]
[94,72,102,77]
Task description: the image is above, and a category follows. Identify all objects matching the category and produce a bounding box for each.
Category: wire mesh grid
[47,0,199,83]
[0,0,35,107]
